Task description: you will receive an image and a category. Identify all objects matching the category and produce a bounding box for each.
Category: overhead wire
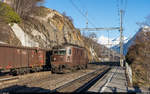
[78,0,98,27]
[69,0,97,28]
[77,0,88,14]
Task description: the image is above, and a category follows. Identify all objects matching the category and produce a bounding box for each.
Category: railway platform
[88,66,129,93]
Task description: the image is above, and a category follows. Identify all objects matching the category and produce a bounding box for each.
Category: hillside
[84,36,120,62]
[126,26,150,87]
[0,2,102,62]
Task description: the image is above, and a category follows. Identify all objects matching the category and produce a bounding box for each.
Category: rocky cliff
[0,6,84,47]
[0,4,101,61]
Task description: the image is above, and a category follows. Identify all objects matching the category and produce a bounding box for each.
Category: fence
[125,62,133,86]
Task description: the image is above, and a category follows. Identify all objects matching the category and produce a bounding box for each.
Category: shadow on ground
[0,85,51,93]
[88,62,120,66]
[128,86,142,93]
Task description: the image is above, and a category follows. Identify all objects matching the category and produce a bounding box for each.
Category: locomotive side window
[69,49,71,55]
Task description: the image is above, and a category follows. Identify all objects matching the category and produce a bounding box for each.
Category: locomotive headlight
[67,56,70,62]
[54,58,56,61]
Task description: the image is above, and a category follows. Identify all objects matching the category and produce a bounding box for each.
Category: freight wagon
[51,44,88,73]
[0,44,52,75]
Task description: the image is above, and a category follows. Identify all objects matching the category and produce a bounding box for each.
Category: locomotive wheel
[26,68,30,74]
[85,64,88,69]
[32,68,37,72]
[10,69,19,76]
[51,68,56,73]
[19,68,24,75]
[63,68,70,73]
[83,64,87,69]
[78,65,82,70]
[36,67,41,72]
[36,67,39,72]
[71,67,76,72]
[30,68,34,73]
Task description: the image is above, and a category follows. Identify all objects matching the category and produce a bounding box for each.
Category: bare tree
[10,0,44,18]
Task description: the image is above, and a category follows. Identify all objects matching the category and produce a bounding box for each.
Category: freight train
[0,44,88,75]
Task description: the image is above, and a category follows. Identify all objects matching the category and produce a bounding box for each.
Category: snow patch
[143,26,150,32]
[98,35,128,48]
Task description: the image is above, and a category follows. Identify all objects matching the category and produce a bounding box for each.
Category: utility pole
[78,11,124,66]
[120,10,124,67]
[108,31,110,61]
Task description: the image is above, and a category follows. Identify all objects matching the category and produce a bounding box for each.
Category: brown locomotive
[51,44,88,73]
[0,44,52,75]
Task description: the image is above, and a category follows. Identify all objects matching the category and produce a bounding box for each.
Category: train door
[66,47,72,62]
[45,51,52,70]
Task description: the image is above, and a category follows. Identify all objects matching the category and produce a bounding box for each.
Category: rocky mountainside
[126,26,150,87]
[112,26,149,56]
[0,3,85,47]
[98,35,128,48]
[111,37,129,55]
[0,2,101,61]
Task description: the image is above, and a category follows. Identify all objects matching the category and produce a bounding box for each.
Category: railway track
[0,76,19,91]
[0,76,19,82]
[0,64,109,93]
[52,66,111,93]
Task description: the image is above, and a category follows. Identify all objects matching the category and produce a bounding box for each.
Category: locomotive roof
[0,44,51,51]
[52,43,84,49]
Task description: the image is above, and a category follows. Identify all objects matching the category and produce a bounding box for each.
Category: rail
[0,77,19,82]
[52,67,111,93]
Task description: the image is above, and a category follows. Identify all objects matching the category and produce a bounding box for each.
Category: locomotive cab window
[54,51,58,55]
[59,50,66,55]
[53,50,66,55]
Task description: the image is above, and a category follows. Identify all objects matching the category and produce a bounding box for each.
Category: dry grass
[126,30,150,88]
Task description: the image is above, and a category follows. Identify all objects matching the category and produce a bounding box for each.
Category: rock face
[0,7,84,48]
[126,26,150,87]
[0,6,100,61]
[0,22,21,45]
[14,7,84,49]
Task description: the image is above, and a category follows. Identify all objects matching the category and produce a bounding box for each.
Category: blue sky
[44,0,150,40]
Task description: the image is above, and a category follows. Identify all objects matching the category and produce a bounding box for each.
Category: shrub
[0,2,21,24]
